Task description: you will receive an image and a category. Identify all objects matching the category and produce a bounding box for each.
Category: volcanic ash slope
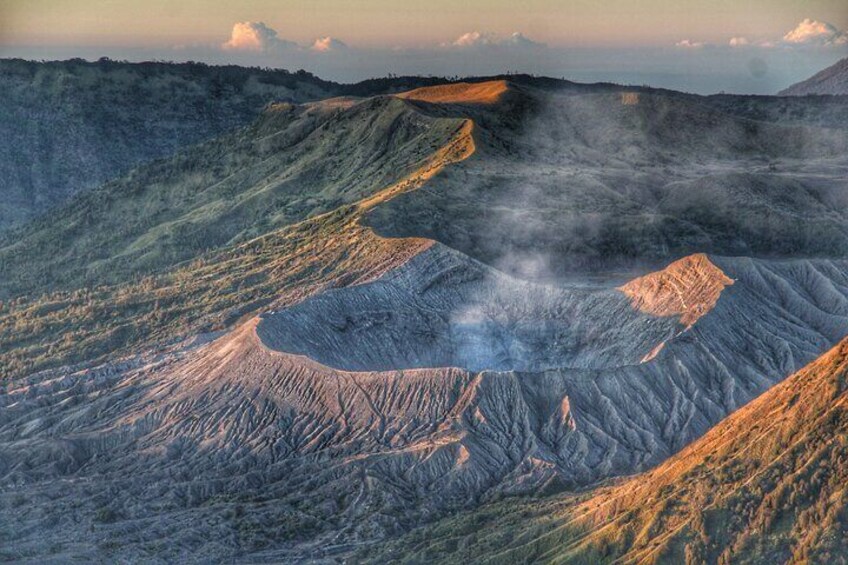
[369,325,848,564]
[4,243,848,561]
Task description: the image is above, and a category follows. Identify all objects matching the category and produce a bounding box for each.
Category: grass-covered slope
[0,207,429,380]
[0,58,344,230]
[360,336,848,564]
[3,57,846,235]
[0,95,467,298]
[0,94,475,380]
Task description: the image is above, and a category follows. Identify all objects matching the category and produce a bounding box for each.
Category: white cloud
[449,31,544,49]
[311,37,348,52]
[783,18,847,46]
[675,39,706,49]
[722,19,847,50]
[452,31,489,47]
[221,21,296,52]
[503,32,544,48]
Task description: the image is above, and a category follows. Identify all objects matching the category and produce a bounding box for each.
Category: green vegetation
[0,206,427,380]
[0,69,472,384]
[3,56,844,235]
[0,58,490,232]
[0,58,342,230]
[0,94,464,299]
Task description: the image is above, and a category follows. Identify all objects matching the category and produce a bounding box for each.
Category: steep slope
[573,333,848,564]
[4,57,847,234]
[0,59,340,230]
[780,57,848,96]
[4,248,848,561]
[0,206,433,381]
[365,335,848,565]
[0,95,469,298]
[703,93,848,129]
[6,77,848,300]
[367,83,848,278]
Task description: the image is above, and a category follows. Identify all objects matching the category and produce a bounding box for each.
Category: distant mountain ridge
[780,57,848,95]
[4,78,848,301]
[5,58,848,234]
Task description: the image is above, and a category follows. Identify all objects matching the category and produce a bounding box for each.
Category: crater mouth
[256,245,686,373]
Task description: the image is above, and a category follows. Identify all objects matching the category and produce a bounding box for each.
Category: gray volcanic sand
[4,246,848,562]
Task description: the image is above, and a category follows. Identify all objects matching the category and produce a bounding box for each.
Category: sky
[1,0,847,94]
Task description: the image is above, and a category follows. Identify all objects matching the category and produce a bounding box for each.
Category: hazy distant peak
[780,56,848,95]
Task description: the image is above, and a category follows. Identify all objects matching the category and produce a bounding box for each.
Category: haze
[3,0,847,93]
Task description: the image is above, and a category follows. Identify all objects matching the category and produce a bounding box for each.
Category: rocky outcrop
[619,253,733,327]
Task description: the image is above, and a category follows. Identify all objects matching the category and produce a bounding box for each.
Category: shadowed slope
[0,59,341,231]
[780,57,848,96]
[3,58,847,234]
[0,96,468,298]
